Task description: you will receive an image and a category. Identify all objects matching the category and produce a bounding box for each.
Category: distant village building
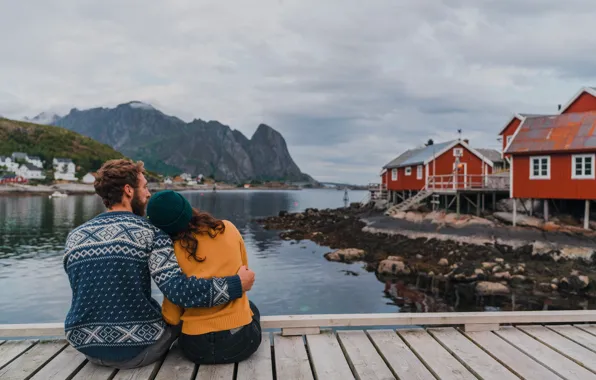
[53,158,76,181]
[26,156,43,168]
[82,172,96,184]
[164,177,173,185]
[11,152,29,161]
[0,174,27,184]
[16,163,45,180]
[0,156,19,172]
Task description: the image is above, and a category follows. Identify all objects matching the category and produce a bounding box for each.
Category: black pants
[179,301,262,364]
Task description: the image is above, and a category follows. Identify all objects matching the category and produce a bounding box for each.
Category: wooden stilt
[456,193,461,217]
[476,193,481,216]
[492,192,496,211]
[513,199,517,227]
[529,198,533,216]
[585,200,590,230]
[544,200,549,222]
[482,193,485,212]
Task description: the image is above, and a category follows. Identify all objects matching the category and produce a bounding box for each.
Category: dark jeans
[179,301,262,364]
[86,323,182,370]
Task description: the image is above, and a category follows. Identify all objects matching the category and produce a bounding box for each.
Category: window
[417,165,423,179]
[405,167,412,176]
[391,168,397,181]
[530,156,550,179]
[506,135,513,146]
[572,154,595,179]
[453,148,463,157]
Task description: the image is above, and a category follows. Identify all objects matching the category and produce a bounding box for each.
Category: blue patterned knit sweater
[63,211,242,362]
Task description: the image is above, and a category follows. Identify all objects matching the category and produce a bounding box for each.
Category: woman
[146,190,261,364]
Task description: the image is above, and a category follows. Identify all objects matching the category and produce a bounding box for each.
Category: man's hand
[238,265,255,292]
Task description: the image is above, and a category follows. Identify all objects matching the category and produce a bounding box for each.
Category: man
[63,159,255,369]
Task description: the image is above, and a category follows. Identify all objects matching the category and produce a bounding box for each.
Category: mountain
[24,112,61,125]
[54,102,315,183]
[0,118,125,174]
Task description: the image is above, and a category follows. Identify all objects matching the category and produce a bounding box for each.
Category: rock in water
[377,258,412,276]
[476,281,510,296]
[324,248,365,263]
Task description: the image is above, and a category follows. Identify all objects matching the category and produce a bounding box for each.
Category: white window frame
[391,168,397,181]
[405,167,412,176]
[571,154,595,179]
[453,148,463,157]
[416,165,423,180]
[529,156,550,180]
[506,135,513,146]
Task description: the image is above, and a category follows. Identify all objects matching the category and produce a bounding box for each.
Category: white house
[0,156,19,172]
[26,156,43,168]
[11,152,28,161]
[53,158,76,181]
[16,163,45,180]
[82,172,95,184]
[164,177,173,185]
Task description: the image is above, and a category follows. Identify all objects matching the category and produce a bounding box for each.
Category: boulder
[324,248,365,263]
[495,258,505,264]
[482,262,497,270]
[278,210,289,217]
[496,198,541,213]
[438,258,449,266]
[493,271,512,280]
[377,258,412,276]
[493,212,544,228]
[476,281,510,296]
[405,211,424,223]
[569,275,590,290]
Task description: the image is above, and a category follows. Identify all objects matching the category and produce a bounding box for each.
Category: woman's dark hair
[172,208,225,262]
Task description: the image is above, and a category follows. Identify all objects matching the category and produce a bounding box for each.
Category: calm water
[0,189,404,324]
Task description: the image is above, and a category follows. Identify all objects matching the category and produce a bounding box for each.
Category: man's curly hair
[94,159,145,208]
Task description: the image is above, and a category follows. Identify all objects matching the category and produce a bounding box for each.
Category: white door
[453,162,468,189]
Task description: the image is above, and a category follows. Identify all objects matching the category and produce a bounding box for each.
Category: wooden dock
[3,311,596,379]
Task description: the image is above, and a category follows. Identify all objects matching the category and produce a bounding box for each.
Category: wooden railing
[428,174,509,191]
[368,183,387,190]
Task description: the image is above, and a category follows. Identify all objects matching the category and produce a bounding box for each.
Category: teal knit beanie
[146,190,192,235]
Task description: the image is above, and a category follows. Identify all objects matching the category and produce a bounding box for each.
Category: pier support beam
[476,193,481,216]
[492,192,496,211]
[456,193,461,217]
[512,199,517,227]
[585,200,590,230]
[544,200,549,222]
[529,198,533,216]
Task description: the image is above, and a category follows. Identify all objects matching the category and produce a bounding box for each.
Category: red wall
[512,153,596,199]
[501,118,521,157]
[563,92,596,113]
[386,165,425,191]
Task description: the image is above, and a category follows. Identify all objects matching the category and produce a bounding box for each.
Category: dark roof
[28,156,41,161]
[11,152,28,159]
[21,163,42,171]
[507,112,596,154]
[476,148,503,163]
[54,158,73,163]
[383,140,457,169]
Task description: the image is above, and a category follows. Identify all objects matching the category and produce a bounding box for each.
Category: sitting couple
[63,159,261,369]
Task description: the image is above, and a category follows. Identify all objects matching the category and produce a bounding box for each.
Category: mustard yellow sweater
[162,220,253,335]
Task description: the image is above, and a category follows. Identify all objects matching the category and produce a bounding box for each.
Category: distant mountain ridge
[51,102,315,183]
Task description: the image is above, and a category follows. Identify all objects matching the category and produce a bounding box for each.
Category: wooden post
[544,200,549,222]
[456,193,461,217]
[513,199,517,227]
[529,198,533,216]
[482,193,485,212]
[476,193,481,216]
[585,200,590,230]
[492,192,496,211]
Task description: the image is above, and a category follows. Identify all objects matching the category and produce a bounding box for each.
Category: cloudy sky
[1,0,595,184]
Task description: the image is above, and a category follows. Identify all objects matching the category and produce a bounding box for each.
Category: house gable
[560,87,596,114]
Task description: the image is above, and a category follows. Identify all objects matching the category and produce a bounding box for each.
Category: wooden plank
[237,333,273,380]
[496,326,596,380]
[4,310,596,336]
[71,362,117,380]
[154,343,195,380]
[0,340,67,380]
[464,323,499,332]
[428,328,517,380]
[367,330,435,380]
[337,330,395,380]
[29,345,87,380]
[398,329,476,380]
[519,325,596,373]
[274,334,313,380]
[195,363,235,380]
[550,325,596,353]
[282,327,320,336]
[466,330,561,380]
[306,332,354,380]
[0,340,37,369]
[112,361,162,380]
[574,324,596,337]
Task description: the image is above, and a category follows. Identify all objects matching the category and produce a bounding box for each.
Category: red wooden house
[381,140,498,201]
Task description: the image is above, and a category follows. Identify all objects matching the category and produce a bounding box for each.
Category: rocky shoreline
[258,205,596,310]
